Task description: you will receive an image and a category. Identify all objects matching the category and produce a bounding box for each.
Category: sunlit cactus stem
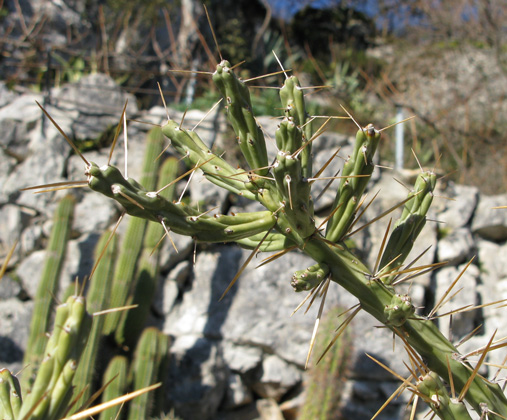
[98,356,129,420]
[378,171,437,284]
[0,368,22,420]
[103,127,165,336]
[417,372,472,420]
[116,156,179,349]
[18,295,92,420]
[73,229,118,409]
[213,60,269,176]
[325,125,380,243]
[291,263,329,292]
[127,327,169,420]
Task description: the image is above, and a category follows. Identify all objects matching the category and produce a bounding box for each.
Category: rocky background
[1,73,506,420]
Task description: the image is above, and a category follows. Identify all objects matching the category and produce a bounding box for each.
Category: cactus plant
[127,327,170,420]
[72,229,118,409]
[103,127,166,337]
[299,307,353,420]
[98,355,129,420]
[22,194,75,390]
[115,156,179,349]
[18,294,92,420]
[2,130,175,419]
[74,59,507,418]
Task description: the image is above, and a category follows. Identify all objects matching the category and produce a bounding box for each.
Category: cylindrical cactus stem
[0,368,22,420]
[417,372,472,420]
[18,295,92,420]
[302,236,507,417]
[98,355,129,420]
[273,116,315,240]
[275,117,303,154]
[236,230,296,251]
[127,328,170,420]
[46,359,77,420]
[299,307,353,420]
[279,75,313,178]
[212,60,269,176]
[325,125,380,243]
[291,262,329,292]
[115,157,178,349]
[22,194,75,389]
[73,229,118,409]
[161,120,256,199]
[273,149,314,238]
[88,159,278,242]
[103,128,165,336]
[102,203,147,336]
[378,171,436,284]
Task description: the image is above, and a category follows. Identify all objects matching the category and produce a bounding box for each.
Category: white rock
[437,227,475,264]
[471,194,507,241]
[251,354,301,401]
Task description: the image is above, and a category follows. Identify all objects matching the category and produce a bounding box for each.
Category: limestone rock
[0,299,33,373]
[435,183,479,229]
[251,354,302,401]
[223,372,253,409]
[434,264,479,339]
[166,335,227,420]
[437,227,475,265]
[51,73,137,141]
[471,194,507,241]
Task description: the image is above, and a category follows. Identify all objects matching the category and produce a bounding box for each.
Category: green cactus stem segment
[127,328,169,419]
[99,356,129,420]
[22,195,75,390]
[87,162,277,242]
[102,129,165,337]
[273,149,314,238]
[0,369,22,420]
[302,235,507,417]
[235,231,296,251]
[275,117,303,154]
[378,171,437,284]
[384,293,415,327]
[161,120,257,200]
[116,157,177,348]
[291,263,330,292]
[73,229,118,408]
[417,372,472,420]
[325,125,380,243]
[19,296,92,420]
[279,75,312,178]
[212,60,269,176]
